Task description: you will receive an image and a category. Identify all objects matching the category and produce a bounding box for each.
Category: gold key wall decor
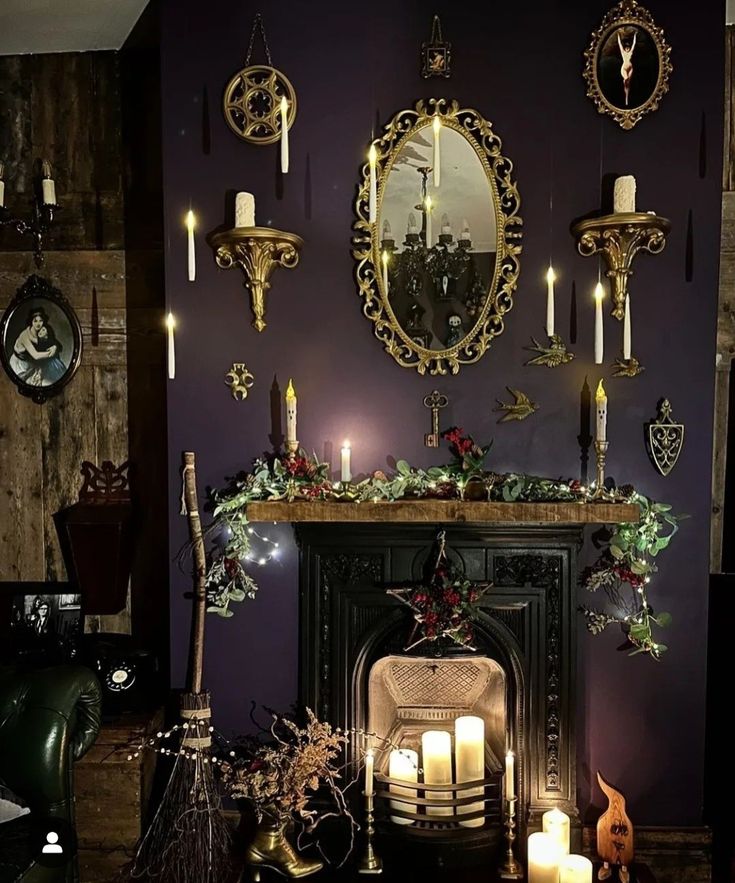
[225,363,255,401]
[646,399,684,476]
[423,389,448,447]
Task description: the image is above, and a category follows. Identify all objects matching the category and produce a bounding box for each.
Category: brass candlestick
[285,439,299,462]
[589,440,611,501]
[357,790,382,875]
[499,796,523,879]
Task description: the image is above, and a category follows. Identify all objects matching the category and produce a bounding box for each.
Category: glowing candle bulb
[286,379,297,444]
[596,379,608,443]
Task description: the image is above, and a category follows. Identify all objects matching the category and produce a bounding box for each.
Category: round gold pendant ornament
[222,15,297,145]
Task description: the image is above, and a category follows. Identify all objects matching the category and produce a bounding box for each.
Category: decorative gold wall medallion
[646,399,684,476]
[222,15,297,145]
[225,363,255,400]
[352,98,522,376]
[612,355,644,377]
[421,15,451,79]
[494,388,538,423]
[423,389,448,447]
[583,0,672,130]
[523,335,574,368]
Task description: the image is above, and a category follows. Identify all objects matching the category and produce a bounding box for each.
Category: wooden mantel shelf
[246,499,639,524]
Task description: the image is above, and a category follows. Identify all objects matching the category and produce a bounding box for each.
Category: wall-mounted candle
[381,250,389,293]
[460,219,471,242]
[504,751,515,801]
[543,808,571,856]
[389,749,418,825]
[546,265,556,338]
[613,175,636,214]
[286,379,297,444]
[441,213,452,237]
[528,832,563,883]
[422,730,453,817]
[596,379,607,443]
[340,440,352,483]
[364,748,375,797]
[280,96,289,174]
[594,282,604,364]
[368,143,377,224]
[455,715,485,828]
[432,114,442,187]
[166,312,176,380]
[235,191,255,227]
[623,293,632,361]
[0,161,5,208]
[425,195,433,248]
[186,209,196,282]
[41,160,56,205]
[559,855,593,883]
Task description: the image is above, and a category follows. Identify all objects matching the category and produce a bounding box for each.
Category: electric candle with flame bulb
[546,265,556,338]
[504,750,515,801]
[542,808,571,855]
[280,96,289,174]
[166,312,176,380]
[340,440,352,483]
[455,715,485,828]
[368,144,377,224]
[41,160,56,206]
[285,379,297,444]
[623,293,632,361]
[559,855,593,883]
[594,282,604,364]
[432,114,442,187]
[596,379,608,443]
[528,831,563,883]
[186,210,196,282]
[364,747,375,797]
[381,250,390,293]
[425,195,433,248]
[422,730,453,817]
[388,749,418,825]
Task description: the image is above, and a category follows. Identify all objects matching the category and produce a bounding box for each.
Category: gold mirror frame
[582,0,672,131]
[352,98,522,376]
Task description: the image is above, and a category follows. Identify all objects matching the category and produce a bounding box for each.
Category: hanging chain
[244,13,273,67]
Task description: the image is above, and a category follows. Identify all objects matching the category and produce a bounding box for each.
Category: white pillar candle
[504,750,515,801]
[596,379,607,443]
[285,379,297,444]
[594,282,604,365]
[186,210,196,282]
[432,114,441,187]
[613,175,636,214]
[389,748,418,825]
[280,96,289,174]
[543,808,571,856]
[382,250,389,293]
[166,312,176,380]
[623,293,632,361]
[559,855,593,883]
[364,748,375,797]
[41,161,56,205]
[425,196,433,248]
[340,440,351,483]
[422,730,453,817]
[528,831,563,883]
[455,715,485,828]
[368,144,377,224]
[546,265,556,337]
[235,191,255,227]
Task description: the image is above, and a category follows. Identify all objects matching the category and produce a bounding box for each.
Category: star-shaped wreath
[387,530,490,651]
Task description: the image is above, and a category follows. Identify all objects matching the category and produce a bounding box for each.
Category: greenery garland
[205,429,680,660]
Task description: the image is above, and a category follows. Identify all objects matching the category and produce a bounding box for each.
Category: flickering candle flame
[368,143,377,224]
[285,379,297,444]
[280,96,289,174]
[546,265,556,338]
[596,379,608,443]
[432,114,442,187]
[381,249,389,293]
[623,293,632,361]
[340,439,351,483]
[425,195,433,248]
[186,210,196,282]
[594,281,604,365]
[166,312,176,380]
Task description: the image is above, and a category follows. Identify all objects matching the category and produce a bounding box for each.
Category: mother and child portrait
[3,301,72,389]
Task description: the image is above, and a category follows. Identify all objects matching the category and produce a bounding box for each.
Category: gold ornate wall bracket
[571,213,670,320]
[209,227,303,332]
[225,363,255,400]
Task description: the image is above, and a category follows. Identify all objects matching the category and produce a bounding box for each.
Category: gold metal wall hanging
[222,14,297,145]
[646,399,684,476]
[583,0,672,130]
[423,389,448,447]
[421,15,451,79]
[494,388,538,423]
[225,363,255,400]
[612,355,644,377]
[352,98,522,376]
[524,335,574,368]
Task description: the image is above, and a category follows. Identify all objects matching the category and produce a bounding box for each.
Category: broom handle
[183,451,207,696]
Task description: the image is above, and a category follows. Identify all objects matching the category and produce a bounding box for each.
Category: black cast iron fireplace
[296,522,581,868]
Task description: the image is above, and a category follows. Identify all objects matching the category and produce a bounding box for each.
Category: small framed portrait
[0,274,82,404]
[583,0,672,130]
[421,16,451,80]
[1,583,82,665]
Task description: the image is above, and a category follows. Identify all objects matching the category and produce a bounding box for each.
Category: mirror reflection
[378,125,497,351]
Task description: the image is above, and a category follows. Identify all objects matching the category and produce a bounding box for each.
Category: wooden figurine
[596,771,634,881]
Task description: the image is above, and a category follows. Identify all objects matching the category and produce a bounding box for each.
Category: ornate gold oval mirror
[353,98,522,375]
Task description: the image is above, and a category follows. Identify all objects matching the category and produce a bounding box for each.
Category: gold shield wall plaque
[646,399,684,476]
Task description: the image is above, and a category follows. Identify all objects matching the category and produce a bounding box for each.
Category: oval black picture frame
[0,274,83,404]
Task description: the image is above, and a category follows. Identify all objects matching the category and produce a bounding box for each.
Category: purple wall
[161,0,724,825]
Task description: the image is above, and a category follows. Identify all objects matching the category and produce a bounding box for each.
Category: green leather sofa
[0,666,101,883]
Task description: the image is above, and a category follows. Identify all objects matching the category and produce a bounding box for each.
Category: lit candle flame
[166,311,175,330]
[546,265,556,284]
[594,281,604,302]
[596,379,606,401]
[186,209,195,232]
[368,143,377,167]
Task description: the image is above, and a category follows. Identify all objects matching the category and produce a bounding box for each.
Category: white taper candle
[368,144,377,224]
[280,97,289,174]
[594,282,604,365]
[166,312,175,380]
[186,210,196,282]
[623,293,632,361]
[546,265,556,338]
[432,114,441,187]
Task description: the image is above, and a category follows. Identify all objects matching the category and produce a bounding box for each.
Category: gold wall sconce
[571,213,670,320]
[225,363,255,400]
[209,227,303,332]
